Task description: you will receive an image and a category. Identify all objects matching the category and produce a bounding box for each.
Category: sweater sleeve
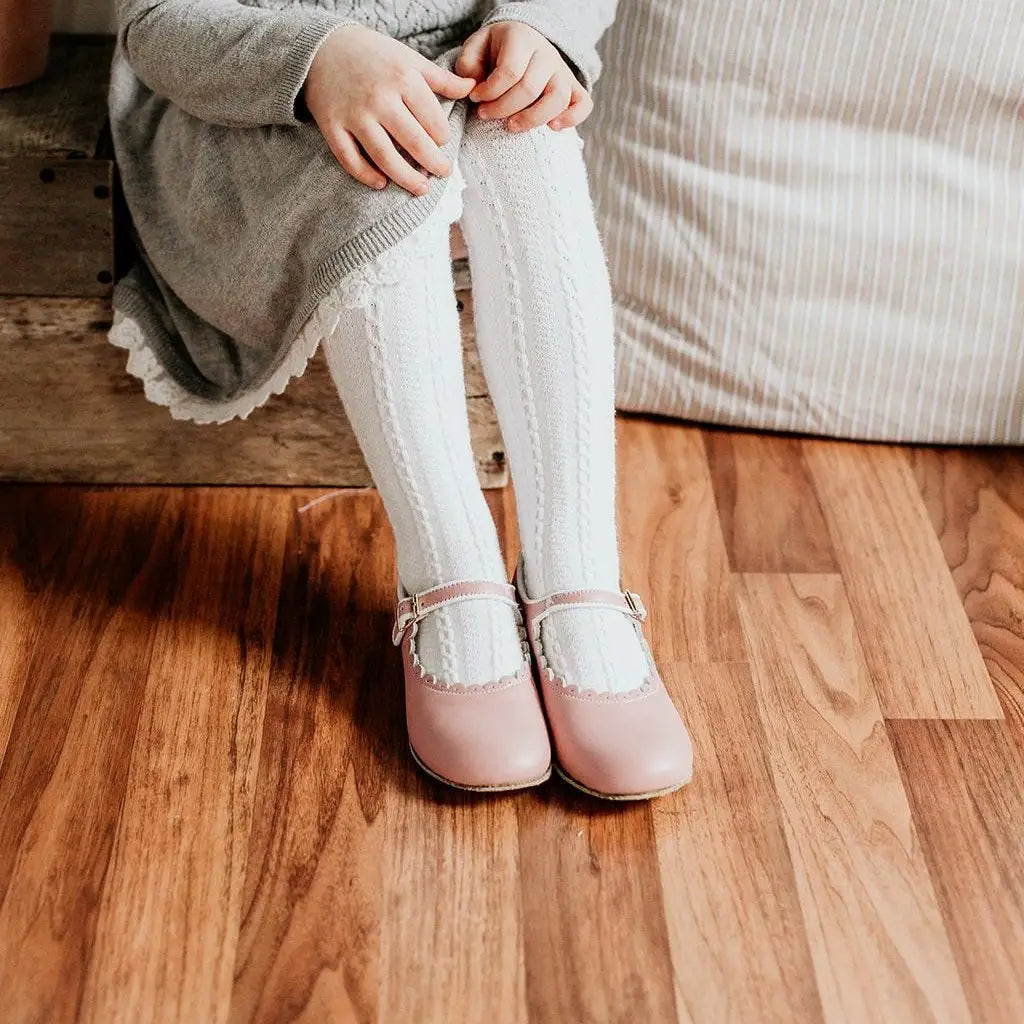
[116,1,358,128]
[480,1,619,92]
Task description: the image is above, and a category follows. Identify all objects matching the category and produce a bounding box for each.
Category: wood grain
[230,492,394,1024]
[382,789,525,1024]
[78,489,288,1024]
[805,441,1001,719]
[0,492,38,766]
[0,297,507,488]
[616,416,746,663]
[0,489,184,1023]
[654,663,824,1024]
[622,424,821,1020]
[736,574,971,1023]
[517,790,676,1024]
[704,430,837,572]
[376,487,526,1024]
[1,420,1022,1023]
[499,446,677,1024]
[888,720,1024,1024]
[0,36,116,297]
[0,157,114,296]
[911,447,1024,728]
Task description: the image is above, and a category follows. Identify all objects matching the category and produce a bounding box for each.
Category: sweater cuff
[274,13,360,126]
[482,3,600,91]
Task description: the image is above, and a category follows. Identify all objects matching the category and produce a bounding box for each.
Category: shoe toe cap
[545,680,694,799]
[407,671,552,790]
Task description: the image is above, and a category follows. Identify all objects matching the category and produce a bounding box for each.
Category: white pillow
[585,0,1024,443]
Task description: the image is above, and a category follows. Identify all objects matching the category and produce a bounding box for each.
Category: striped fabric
[584,0,1024,444]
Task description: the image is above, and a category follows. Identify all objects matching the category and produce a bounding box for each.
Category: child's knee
[462,113,585,172]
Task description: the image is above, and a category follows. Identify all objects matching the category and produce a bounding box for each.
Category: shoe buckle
[624,590,647,621]
[392,593,422,646]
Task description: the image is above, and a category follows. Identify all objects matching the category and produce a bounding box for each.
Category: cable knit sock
[459,118,649,695]
[320,181,523,687]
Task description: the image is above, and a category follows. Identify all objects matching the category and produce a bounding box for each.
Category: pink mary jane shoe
[393,578,552,793]
[515,565,694,801]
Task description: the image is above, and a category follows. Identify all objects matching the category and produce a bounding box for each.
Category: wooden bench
[0,36,507,488]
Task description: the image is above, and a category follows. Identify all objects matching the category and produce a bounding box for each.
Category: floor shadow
[0,482,620,812]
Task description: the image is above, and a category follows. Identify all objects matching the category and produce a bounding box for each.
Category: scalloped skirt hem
[107,298,338,426]
[107,162,467,426]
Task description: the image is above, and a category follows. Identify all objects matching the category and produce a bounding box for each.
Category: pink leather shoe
[393,578,552,792]
[515,565,694,800]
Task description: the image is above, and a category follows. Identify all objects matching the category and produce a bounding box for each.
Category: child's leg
[320,193,522,687]
[458,117,647,695]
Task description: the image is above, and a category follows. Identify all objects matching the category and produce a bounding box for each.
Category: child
[109,0,692,799]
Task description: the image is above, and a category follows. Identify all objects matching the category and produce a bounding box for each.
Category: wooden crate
[0,36,115,297]
[0,37,507,488]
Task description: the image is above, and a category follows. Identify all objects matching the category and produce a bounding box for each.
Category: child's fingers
[327,128,388,190]
[455,28,489,81]
[356,122,430,196]
[380,105,451,178]
[469,36,534,102]
[405,79,452,147]
[508,79,572,132]
[548,86,594,130]
[477,56,549,120]
[420,61,477,100]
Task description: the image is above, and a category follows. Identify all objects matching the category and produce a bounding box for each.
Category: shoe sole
[554,763,693,802]
[409,743,552,793]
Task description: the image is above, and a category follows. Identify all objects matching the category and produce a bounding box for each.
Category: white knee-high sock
[320,183,523,686]
[459,118,648,695]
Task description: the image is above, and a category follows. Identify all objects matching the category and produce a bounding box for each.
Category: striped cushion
[584,0,1024,443]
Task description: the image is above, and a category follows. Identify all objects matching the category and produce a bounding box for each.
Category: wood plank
[736,573,972,1024]
[888,720,1024,1024]
[517,790,677,1023]
[0,487,101,765]
[703,430,837,572]
[0,487,113,768]
[654,663,824,1024]
[911,447,1024,728]
[230,492,392,1024]
[378,472,526,1024]
[0,491,40,766]
[0,488,183,1023]
[79,489,288,1024]
[804,441,1000,719]
[493,456,675,1023]
[381,789,525,1024]
[616,416,746,663]
[0,297,507,488]
[0,36,113,158]
[0,157,114,296]
[2,422,1018,1021]
[617,419,820,1020]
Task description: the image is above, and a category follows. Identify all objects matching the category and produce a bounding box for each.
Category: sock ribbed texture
[458,118,649,695]
[321,186,523,687]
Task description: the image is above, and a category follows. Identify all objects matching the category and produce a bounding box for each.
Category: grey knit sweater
[110,1,616,410]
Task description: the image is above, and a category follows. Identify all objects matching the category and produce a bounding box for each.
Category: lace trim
[407,610,533,692]
[533,615,661,701]
[107,163,467,425]
[106,297,342,426]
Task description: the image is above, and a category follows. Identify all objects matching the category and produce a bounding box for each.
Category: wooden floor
[1,416,1021,1024]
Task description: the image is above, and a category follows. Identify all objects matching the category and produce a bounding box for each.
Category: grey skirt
[108,46,467,423]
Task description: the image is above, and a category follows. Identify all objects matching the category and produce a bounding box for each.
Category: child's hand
[456,22,593,133]
[305,24,477,195]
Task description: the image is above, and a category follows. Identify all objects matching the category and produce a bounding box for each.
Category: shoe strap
[393,579,518,646]
[517,576,648,642]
